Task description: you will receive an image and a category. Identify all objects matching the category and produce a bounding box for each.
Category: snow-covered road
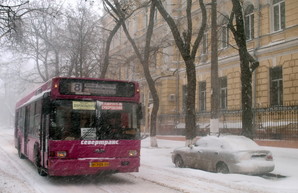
[1,127,298,193]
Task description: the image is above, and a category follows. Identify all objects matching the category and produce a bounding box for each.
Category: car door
[200,147,219,171]
[188,145,207,169]
[195,139,222,171]
[203,139,223,171]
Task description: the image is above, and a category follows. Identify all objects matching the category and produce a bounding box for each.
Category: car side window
[195,140,207,147]
[206,139,222,149]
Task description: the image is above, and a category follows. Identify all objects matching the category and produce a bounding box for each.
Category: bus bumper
[47,157,140,176]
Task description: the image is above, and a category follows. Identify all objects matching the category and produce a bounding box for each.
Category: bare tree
[99,1,124,78]
[5,1,103,82]
[16,1,63,82]
[153,0,207,144]
[228,0,259,139]
[0,1,29,40]
[63,3,102,78]
[103,0,167,147]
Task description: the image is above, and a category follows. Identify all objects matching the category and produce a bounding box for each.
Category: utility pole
[210,0,219,135]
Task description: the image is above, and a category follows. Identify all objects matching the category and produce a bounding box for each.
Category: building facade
[103,0,298,139]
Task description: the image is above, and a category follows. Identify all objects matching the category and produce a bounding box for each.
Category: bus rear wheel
[34,145,47,176]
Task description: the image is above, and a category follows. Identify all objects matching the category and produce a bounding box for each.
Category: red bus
[14,77,142,176]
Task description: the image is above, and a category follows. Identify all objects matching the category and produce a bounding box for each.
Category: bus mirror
[137,104,143,120]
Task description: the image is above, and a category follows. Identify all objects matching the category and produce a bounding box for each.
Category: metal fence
[253,105,298,139]
[158,105,298,140]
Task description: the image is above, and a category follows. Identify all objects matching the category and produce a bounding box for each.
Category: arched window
[272,0,285,32]
[245,4,254,40]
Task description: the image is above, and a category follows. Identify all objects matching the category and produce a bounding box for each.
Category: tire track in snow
[130,164,272,193]
[0,143,37,193]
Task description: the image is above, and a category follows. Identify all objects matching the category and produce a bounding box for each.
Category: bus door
[24,105,30,156]
[40,114,49,168]
[41,95,51,168]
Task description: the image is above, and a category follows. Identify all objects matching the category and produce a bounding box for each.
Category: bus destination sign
[70,82,117,95]
[59,78,135,97]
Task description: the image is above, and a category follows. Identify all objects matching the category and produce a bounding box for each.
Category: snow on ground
[0,126,298,193]
[134,138,298,193]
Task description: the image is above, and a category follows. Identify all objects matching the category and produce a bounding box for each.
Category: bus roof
[15,77,140,109]
[15,78,53,109]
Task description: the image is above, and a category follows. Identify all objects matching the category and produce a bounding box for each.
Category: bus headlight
[128,150,138,157]
[56,151,67,158]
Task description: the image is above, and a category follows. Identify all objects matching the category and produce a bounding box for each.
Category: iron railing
[157,104,298,140]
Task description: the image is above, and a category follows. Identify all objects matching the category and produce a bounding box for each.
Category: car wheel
[174,155,184,168]
[216,162,229,174]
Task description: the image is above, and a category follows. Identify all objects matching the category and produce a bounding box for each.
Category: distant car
[171,135,275,175]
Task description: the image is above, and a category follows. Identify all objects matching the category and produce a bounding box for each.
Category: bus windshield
[49,100,140,140]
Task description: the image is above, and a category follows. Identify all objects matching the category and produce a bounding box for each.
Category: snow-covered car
[171,135,275,175]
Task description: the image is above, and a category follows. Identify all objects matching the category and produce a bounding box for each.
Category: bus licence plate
[89,162,110,167]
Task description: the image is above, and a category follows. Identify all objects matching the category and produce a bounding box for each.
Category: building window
[245,4,254,40]
[270,66,283,106]
[199,81,206,111]
[272,0,285,32]
[202,32,208,55]
[220,18,229,49]
[182,85,187,113]
[219,77,227,109]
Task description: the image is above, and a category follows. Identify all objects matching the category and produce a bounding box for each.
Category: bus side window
[15,110,20,139]
[28,103,35,136]
[19,107,25,133]
[34,100,42,137]
[15,110,19,129]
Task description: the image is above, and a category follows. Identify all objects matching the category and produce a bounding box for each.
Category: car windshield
[49,100,140,140]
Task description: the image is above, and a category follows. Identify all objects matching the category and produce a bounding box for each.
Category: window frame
[270,66,283,106]
[245,4,254,40]
[272,0,285,32]
[219,77,228,110]
[221,24,229,49]
[198,81,207,112]
[202,32,208,55]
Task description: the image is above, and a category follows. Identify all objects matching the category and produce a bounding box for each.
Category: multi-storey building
[102,0,298,139]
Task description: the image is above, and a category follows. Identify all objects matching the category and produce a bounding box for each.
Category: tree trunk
[240,50,253,139]
[154,0,206,144]
[184,59,196,143]
[111,0,159,147]
[229,0,256,139]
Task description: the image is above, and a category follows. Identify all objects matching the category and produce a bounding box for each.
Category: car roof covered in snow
[195,135,260,151]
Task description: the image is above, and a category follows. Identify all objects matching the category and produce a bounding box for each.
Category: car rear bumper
[230,160,275,175]
[47,157,140,176]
